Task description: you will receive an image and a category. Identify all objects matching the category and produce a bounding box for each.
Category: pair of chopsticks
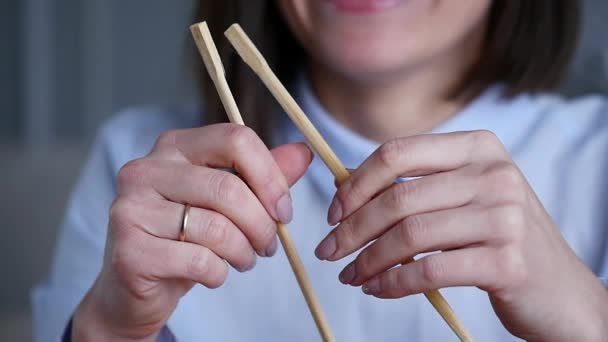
[190,22,335,342]
[190,22,473,342]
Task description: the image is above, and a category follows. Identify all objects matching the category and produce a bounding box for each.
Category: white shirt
[32,79,608,341]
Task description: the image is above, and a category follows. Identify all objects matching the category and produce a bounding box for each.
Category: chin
[317,46,415,83]
[312,27,433,83]
[279,0,491,82]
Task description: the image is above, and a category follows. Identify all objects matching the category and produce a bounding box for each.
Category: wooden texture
[225,23,474,342]
[225,24,351,184]
[190,22,336,342]
[190,22,243,125]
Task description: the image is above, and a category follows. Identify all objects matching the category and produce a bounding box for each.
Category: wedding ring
[179,204,192,242]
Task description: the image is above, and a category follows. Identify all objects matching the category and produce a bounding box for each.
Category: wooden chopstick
[190,22,336,342]
[225,23,474,342]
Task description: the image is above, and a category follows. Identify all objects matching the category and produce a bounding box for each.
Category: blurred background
[0,0,607,340]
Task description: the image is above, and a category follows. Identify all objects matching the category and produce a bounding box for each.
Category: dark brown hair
[192,0,581,144]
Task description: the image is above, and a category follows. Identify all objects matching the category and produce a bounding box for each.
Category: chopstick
[225,23,474,342]
[190,22,336,342]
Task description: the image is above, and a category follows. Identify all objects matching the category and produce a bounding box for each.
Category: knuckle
[420,256,445,284]
[353,255,367,276]
[187,249,210,278]
[209,172,243,204]
[338,177,365,211]
[381,269,412,297]
[336,218,358,249]
[354,251,372,278]
[110,248,130,278]
[200,213,229,246]
[471,130,499,148]
[493,205,526,242]
[496,162,522,187]
[472,129,497,143]
[225,125,258,153]
[393,269,411,293]
[470,130,505,157]
[485,162,525,201]
[495,247,527,286]
[385,182,418,210]
[397,215,426,249]
[188,249,228,288]
[117,158,150,189]
[380,271,398,293]
[377,139,406,167]
[155,129,179,147]
[109,198,137,233]
[108,234,138,279]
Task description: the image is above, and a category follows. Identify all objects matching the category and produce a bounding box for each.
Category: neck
[308,40,482,143]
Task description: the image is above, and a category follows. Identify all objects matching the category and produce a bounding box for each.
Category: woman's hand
[72,124,313,341]
[315,130,608,341]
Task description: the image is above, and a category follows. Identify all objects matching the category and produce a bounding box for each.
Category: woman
[33,0,608,341]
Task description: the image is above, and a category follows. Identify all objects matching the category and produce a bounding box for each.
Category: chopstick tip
[225,23,241,34]
[189,21,206,31]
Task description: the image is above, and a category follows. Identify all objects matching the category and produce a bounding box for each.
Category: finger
[329,130,507,225]
[270,142,314,187]
[154,239,229,289]
[111,198,257,272]
[173,206,257,272]
[341,206,493,286]
[361,247,499,298]
[316,168,477,261]
[161,124,310,224]
[129,161,278,257]
[124,232,229,289]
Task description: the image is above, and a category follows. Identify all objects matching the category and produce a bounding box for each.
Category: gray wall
[0,0,607,340]
[16,0,197,146]
[1,1,197,340]
[0,1,22,141]
[562,0,608,95]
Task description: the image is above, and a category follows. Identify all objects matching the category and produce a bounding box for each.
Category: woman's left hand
[315,130,608,341]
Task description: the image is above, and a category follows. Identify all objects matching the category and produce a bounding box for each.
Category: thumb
[270,143,314,187]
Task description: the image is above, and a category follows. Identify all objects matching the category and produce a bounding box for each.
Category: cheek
[300,0,492,80]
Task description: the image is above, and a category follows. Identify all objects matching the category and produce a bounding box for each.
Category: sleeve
[31,122,120,342]
[60,318,177,342]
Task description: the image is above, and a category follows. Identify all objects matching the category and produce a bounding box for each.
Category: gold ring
[179,204,192,242]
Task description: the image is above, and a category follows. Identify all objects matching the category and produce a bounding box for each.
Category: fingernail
[339,262,356,284]
[265,238,278,257]
[276,193,293,224]
[241,255,257,272]
[315,235,336,260]
[327,197,343,226]
[362,278,381,295]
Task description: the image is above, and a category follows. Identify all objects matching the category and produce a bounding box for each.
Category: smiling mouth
[325,0,404,14]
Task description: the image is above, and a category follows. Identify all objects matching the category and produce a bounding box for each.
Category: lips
[325,0,403,13]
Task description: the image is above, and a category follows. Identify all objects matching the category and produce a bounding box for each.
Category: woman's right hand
[71,124,314,341]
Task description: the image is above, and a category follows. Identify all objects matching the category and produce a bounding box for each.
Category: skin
[278,0,489,140]
[73,126,314,340]
[73,0,608,340]
[279,0,608,340]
